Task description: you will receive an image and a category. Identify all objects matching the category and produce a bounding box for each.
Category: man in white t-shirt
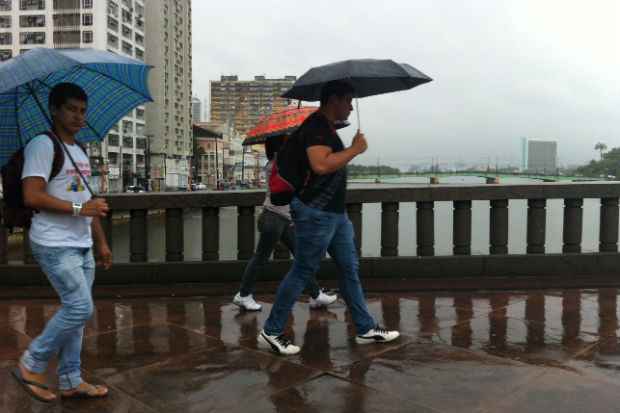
[12,83,111,402]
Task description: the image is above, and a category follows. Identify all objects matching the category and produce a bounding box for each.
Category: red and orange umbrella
[242,106,318,146]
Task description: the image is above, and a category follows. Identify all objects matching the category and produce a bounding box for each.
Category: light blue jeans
[21,241,95,391]
[264,197,376,336]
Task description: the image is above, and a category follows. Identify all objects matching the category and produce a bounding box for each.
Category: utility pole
[145,134,153,191]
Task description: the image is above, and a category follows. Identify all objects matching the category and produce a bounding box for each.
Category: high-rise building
[209,75,296,135]
[525,139,558,174]
[145,0,192,191]
[191,95,201,123]
[0,0,148,193]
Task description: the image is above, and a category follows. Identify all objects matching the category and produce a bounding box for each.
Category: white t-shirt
[21,134,93,248]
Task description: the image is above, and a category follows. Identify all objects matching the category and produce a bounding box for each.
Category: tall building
[525,139,558,174]
[0,0,148,193]
[145,0,192,191]
[209,75,296,135]
[191,95,201,123]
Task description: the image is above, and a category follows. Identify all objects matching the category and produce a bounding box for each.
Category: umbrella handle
[355,97,361,131]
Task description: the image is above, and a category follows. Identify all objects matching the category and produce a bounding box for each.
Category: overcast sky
[192,0,619,168]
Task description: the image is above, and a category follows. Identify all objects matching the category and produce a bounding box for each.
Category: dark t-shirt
[298,112,347,213]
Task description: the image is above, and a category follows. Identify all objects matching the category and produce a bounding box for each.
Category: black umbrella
[281,59,432,128]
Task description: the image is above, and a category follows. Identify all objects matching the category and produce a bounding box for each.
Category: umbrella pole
[355,97,361,130]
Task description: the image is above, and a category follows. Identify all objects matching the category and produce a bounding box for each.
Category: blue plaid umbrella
[0,47,152,167]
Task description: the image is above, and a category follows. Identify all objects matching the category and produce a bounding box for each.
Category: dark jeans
[239,209,321,298]
[263,198,376,336]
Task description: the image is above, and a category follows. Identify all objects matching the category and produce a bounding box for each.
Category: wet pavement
[2,288,620,412]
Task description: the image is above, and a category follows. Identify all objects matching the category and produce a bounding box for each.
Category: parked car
[191,183,207,191]
[126,185,145,193]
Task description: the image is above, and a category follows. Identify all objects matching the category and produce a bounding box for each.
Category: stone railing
[2,182,620,290]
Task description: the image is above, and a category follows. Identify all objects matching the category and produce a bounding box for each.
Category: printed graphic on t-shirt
[65,161,91,192]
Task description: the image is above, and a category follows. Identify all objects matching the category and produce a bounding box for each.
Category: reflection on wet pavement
[2,289,620,412]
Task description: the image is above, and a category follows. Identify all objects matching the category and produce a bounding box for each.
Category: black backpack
[269,127,311,206]
[0,132,84,232]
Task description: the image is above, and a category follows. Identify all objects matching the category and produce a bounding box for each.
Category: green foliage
[576,146,620,178]
[348,164,401,176]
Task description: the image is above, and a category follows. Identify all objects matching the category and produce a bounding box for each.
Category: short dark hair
[320,80,355,106]
[265,135,286,160]
[49,82,88,110]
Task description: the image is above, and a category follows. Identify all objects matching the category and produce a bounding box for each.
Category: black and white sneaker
[356,327,400,344]
[258,330,300,355]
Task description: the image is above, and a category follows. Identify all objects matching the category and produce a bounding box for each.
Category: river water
[109,176,604,263]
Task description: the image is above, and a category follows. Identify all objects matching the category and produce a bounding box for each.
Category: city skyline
[192,0,619,169]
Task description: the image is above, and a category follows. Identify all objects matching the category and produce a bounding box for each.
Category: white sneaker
[356,327,400,344]
[233,292,262,311]
[309,290,338,309]
[258,330,300,355]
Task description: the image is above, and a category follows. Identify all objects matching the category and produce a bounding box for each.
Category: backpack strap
[43,132,64,181]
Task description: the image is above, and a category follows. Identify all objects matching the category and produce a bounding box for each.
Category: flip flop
[10,367,56,403]
[60,383,108,399]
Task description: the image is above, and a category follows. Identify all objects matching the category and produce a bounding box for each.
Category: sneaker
[258,330,300,355]
[233,292,262,311]
[356,327,400,344]
[309,290,338,309]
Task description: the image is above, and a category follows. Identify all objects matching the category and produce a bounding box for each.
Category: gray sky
[192,0,619,168]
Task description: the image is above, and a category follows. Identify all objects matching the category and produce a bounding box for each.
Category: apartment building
[209,75,296,135]
[145,0,192,191]
[0,0,147,192]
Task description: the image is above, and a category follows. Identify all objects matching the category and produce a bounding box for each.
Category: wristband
[72,202,83,217]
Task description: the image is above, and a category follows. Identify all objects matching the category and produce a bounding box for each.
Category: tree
[595,142,608,160]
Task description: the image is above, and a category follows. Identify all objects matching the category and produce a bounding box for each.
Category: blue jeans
[264,198,376,336]
[239,209,321,298]
[21,242,95,391]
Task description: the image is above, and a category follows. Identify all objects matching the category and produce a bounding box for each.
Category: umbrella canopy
[0,47,152,167]
[243,106,318,146]
[281,58,432,101]
[242,107,351,146]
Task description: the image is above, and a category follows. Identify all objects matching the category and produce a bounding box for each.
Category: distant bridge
[352,171,598,182]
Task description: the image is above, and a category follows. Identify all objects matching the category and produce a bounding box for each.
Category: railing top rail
[93,182,620,210]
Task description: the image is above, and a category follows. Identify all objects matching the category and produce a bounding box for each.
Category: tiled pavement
[2,288,620,412]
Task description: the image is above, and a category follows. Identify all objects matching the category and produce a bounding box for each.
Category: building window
[20,32,45,45]
[108,134,120,146]
[107,33,118,47]
[121,40,132,55]
[0,49,11,61]
[107,0,118,16]
[121,24,131,38]
[122,120,133,134]
[135,48,143,60]
[53,13,80,27]
[82,0,92,8]
[0,0,11,11]
[0,16,10,28]
[20,49,31,54]
[134,32,143,45]
[82,30,93,43]
[121,0,131,8]
[53,30,79,45]
[107,16,119,31]
[20,15,45,28]
[122,9,131,24]
[82,13,93,26]
[108,152,118,165]
[20,0,45,10]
